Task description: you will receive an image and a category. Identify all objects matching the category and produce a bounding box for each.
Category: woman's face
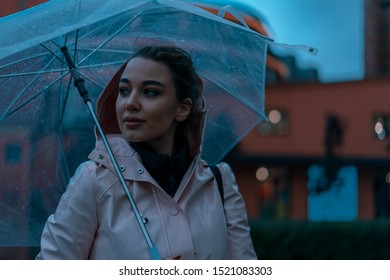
[116,57,191,155]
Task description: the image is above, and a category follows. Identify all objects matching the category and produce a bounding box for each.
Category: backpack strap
[209,165,224,206]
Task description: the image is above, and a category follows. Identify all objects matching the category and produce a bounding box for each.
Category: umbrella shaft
[86,101,161,259]
[85,101,161,259]
[60,46,160,259]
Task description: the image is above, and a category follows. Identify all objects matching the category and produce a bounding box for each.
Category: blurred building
[365,0,390,77]
[228,0,390,221]
[230,77,390,220]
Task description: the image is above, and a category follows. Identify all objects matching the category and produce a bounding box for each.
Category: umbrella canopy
[0,0,271,246]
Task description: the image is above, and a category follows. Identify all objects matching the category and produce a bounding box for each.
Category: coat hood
[95,61,207,158]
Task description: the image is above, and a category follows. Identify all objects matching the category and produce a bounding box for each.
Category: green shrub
[249,219,390,260]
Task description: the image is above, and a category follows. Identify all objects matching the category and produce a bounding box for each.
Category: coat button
[138,168,144,174]
[97,154,104,159]
[170,208,179,216]
[120,166,126,172]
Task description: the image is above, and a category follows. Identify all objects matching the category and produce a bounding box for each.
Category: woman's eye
[143,88,159,97]
[119,88,130,96]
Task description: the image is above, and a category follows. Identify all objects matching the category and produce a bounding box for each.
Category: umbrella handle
[60,46,161,260]
[60,46,91,103]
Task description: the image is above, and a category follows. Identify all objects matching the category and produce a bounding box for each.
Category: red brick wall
[0,0,47,17]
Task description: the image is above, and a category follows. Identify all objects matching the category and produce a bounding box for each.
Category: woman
[36,46,257,260]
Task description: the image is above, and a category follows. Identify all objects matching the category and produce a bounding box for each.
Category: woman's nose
[125,91,141,111]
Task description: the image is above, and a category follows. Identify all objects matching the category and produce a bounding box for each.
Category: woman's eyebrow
[143,80,165,87]
[119,78,164,87]
[119,78,130,84]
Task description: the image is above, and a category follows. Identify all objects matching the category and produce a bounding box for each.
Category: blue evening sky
[195,0,365,83]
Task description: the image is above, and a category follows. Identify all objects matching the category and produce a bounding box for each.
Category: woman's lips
[122,116,145,129]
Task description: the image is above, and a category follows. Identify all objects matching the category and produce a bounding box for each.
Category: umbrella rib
[57,65,78,185]
[61,9,141,65]
[0,52,49,70]
[199,70,267,120]
[39,43,66,65]
[1,72,68,121]
[77,14,140,67]
[58,128,72,185]
[78,60,125,68]
[0,68,68,78]
[58,71,73,129]
[16,21,67,65]
[76,48,133,55]
[0,61,123,77]
[62,15,118,50]
[0,22,134,75]
[73,29,80,66]
[79,72,105,90]
[0,56,59,123]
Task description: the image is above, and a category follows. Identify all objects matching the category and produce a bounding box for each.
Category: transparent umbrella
[0,0,271,247]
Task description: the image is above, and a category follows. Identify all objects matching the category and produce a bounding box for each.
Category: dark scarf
[131,135,193,197]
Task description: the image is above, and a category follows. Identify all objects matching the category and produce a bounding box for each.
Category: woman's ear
[176,98,192,122]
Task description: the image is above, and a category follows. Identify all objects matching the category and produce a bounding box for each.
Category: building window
[372,114,390,140]
[258,109,289,136]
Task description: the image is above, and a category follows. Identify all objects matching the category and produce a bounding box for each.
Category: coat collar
[87,134,205,201]
[88,135,157,184]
